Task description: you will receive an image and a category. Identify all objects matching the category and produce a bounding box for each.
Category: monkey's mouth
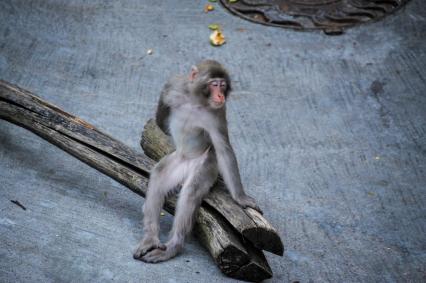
[211,101,224,108]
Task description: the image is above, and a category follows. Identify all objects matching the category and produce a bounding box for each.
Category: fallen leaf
[210,30,226,46]
[204,4,215,12]
[208,24,220,30]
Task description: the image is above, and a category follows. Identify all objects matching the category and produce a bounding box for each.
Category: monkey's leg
[141,151,218,263]
[134,153,184,259]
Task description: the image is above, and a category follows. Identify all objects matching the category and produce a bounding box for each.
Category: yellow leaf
[210,30,226,46]
[204,4,214,13]
[208,24,220,30]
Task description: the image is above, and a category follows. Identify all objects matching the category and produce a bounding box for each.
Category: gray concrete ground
[1,0,425,282]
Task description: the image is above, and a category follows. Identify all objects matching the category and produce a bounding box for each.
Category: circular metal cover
[219,0,410,34]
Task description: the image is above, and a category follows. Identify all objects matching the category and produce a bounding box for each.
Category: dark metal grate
[219,0,410,34]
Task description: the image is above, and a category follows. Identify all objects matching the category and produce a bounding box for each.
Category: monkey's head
[189,60,232,110]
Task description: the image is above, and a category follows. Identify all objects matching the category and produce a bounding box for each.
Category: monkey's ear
[189,66,198,81]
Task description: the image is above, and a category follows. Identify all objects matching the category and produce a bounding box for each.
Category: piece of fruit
[210,30,226,46]
[204,4,214,12]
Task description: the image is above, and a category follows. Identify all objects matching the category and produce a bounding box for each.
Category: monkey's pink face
[208,79,227,109]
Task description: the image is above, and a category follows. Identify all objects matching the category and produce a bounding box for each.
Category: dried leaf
[208,24,220,30]
[210,30,226,46]
[204,4,215,12]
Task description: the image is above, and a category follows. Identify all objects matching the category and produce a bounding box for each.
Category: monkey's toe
[133,247,149,259]
[140,248,170,263]
[133,243,166,259]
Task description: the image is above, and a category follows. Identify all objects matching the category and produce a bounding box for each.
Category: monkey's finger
[254,205,264,215]
[246,204,264,215]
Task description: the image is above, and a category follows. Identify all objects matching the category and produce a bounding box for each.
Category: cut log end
[196,206,273,282]
[228,260,273,282]
[219,243,273,282]
[244,227,284,256]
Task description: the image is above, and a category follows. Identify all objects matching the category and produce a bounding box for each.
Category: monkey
[133,60,261,263]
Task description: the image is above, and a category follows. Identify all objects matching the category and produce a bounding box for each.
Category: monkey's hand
[234,194,263,214]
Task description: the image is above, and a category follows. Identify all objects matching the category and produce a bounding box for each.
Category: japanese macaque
[133,60,261,263]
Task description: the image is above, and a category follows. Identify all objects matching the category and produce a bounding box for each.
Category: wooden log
[196,207,272,281]
[141,119,284,256]
[0,80,272,282]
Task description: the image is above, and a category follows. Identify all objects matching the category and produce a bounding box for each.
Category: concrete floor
[1,0,425,282]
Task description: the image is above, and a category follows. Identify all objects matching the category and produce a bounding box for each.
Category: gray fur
[134,60,260,263]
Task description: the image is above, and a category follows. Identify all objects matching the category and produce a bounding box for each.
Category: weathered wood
[0,80,155,174]
[0,80,272,282]
[141,119,284,256]
[195,207,272,282]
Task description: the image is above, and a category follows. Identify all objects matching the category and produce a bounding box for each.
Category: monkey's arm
[155,100,171,135]
[155,78,188,134]
[208,125,262,213]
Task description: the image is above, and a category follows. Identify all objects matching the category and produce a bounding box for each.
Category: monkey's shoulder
[163,75,187,92]
[160,76,190,106]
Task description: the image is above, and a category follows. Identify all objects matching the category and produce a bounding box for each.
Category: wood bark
[0,80,272,282]
[142,119,284,256]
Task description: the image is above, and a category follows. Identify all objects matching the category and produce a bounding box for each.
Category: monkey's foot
[140,244,180,263]
[133,238,166,259]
